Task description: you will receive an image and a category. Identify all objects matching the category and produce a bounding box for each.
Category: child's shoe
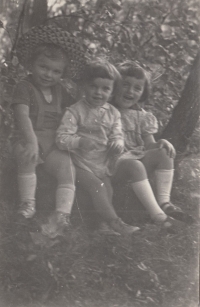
[18,201,36,219]
[156,215,185,233]
[98,222,121,236]
[161,202,195,224]
[41,211,71,239]
[109,218,140,236]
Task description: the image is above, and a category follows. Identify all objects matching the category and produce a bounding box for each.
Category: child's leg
[141,148,193,223]
[76,168,117,221]
[76,168,139,235]
[141,148,174,206]
[44,149,75,215]
[113,159,167,222]
[114,159,185,230]
[41,149,76,238]
[14,143,37,218]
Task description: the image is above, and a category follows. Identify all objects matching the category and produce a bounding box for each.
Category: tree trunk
[161,51,200,154]
[22,0,48,32]
[29,0,48,28]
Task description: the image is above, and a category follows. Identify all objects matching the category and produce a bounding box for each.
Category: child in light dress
[111,61,191,230]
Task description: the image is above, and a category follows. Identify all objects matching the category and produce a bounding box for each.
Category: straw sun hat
[15,25,86,80]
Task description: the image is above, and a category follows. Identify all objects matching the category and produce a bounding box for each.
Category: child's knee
[128,159,145,172]
[158,148,174,161]
[155,148,174,168]
[59,154,75,174]
[13,143,25,160]
[13,144,36,172]
[46,150,75,175]
[122,159,147,181]
[56,158,75,182]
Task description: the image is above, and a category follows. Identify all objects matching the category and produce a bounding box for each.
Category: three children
[12,24,190,238]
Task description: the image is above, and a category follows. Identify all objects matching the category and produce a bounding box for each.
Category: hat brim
[16,25,86,80]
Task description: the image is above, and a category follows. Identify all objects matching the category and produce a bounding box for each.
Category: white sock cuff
[18,173,36,178]
[57,183,76,191]
[56,185,75,214]
[17,173,36,203]
[131,179,149,186]
[155,169,174,174]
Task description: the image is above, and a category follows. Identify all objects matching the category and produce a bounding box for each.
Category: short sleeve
[11,81,31,108]
[141,111,158,136]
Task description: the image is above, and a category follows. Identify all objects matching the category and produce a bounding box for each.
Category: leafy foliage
[0,0,199,156]
[0,2,199,306]
[46,0,199,132]
[1,1,199,106]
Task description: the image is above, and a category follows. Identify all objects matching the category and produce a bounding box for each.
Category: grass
[0,154,199,307]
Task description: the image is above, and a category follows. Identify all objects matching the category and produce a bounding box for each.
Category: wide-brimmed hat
[15,25,86,80]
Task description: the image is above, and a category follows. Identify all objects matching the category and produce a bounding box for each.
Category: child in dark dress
[12,25,85,238]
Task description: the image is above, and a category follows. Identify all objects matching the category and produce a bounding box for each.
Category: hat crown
[16,25,85,80]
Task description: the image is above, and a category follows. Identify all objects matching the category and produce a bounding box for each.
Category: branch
[10,0,29,59]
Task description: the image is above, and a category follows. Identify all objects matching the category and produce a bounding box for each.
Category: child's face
[117,76,145,109]
[30,54,66,89]
[84,78,114,107]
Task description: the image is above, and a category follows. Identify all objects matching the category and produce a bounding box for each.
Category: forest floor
[0,154,199,307]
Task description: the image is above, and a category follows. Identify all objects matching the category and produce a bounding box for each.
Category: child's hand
[79,137,98,151]
[108,140,124,155]
[157,139,176,158]
[22,142,39,163]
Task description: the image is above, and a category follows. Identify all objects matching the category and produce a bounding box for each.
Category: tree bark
[29,0,48,28]
[20,0,48,34]
[161,51,200,154]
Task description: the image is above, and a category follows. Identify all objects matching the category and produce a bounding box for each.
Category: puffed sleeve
[141,111,158,136]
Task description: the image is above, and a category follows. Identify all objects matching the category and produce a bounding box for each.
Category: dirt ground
[0,154,199,307]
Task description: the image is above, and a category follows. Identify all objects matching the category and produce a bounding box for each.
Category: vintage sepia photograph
[0,0,199,306]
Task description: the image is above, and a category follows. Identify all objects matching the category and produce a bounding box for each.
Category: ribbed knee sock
[130,179,167,222]
[154,169,174,205]
[56,184,75,214]
[18,173,37,203]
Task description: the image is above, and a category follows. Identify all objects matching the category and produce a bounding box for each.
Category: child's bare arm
[14,104,39,162]
[143,134,157,149]
[143,134,176,158]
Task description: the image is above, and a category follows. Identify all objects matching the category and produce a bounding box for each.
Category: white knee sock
[18,173,37,203]
[130,179,167,222]
[154,169,174,205]
[56,184,75,214]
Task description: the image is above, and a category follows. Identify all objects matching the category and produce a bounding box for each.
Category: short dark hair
[117,61,150,103]
[82,58,122,102]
